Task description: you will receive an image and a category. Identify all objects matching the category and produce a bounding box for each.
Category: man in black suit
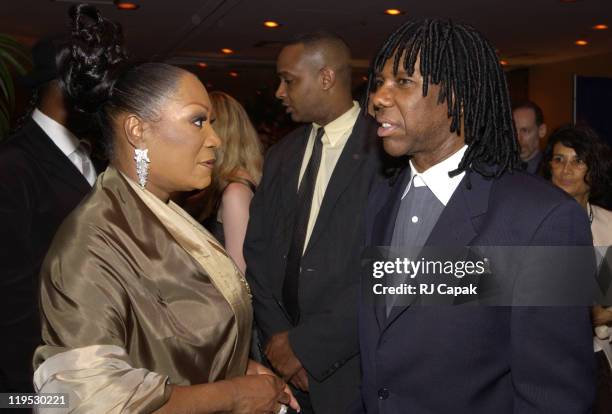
[0,37,97,392]
[244,32,382,413]
[358,19,595,413]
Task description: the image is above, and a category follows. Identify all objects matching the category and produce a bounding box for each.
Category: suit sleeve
[244,146,292,341]
[0,150,40,390]
[0,151,35,294]
[288,278,360,381]
[511,199,596,413]
[288,156,383,382]
[0,150,37,329]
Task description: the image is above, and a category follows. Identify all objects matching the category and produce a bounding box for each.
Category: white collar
[312,101,360,147]
[31,108,80,157]
[402,145,467,206]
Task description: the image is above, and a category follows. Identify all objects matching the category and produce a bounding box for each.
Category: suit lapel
[279,125,311,224]
[381,170,493,332]
[425,172,491,246]
[373,167,412,247]
[372,167,412,329]
[21,120,90,194]
[304,115,373,255]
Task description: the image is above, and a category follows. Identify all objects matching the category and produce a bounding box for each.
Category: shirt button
[411,216,419,223]
[378,388,389,400]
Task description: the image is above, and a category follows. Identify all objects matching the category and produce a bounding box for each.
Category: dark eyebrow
[184,102,211,112]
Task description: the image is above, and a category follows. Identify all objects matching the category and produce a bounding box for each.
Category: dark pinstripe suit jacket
[245,112,386,413]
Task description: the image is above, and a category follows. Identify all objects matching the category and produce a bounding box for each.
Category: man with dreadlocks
[357,19,595,413]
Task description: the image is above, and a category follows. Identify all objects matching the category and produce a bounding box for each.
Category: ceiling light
[221,48,234,55]
[264,21,281,28]
[229,71,239,78]
[384,9,404,16]
[197,62,208,68]
[115,1,139,10]
[500,60,509,66]
[575,39,589,46]
[593,24,608,30]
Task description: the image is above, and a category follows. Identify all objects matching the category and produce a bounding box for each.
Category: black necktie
[283,126,325,325]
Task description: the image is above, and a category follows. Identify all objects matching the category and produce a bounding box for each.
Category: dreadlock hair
[367,18,521,179]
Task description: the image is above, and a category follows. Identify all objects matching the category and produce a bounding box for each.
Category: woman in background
[187,91,263,274]
[33,5,296,414]
[541,125,612,413]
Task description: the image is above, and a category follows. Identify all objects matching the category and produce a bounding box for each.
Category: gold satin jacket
[33,166,252,413]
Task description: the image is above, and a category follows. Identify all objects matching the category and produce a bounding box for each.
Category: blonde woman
[197,91,263,274]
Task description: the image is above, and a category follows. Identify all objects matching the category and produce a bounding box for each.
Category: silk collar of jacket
[111,166,252,371]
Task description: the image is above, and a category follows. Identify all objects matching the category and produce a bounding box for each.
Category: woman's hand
[227,374,291,414]
[246,360,300,412]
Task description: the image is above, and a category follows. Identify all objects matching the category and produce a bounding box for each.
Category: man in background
[0,37,98,392]
[513,100,547,173]
[245,32,383,413]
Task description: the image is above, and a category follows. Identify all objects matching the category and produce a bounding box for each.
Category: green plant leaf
[0,34,26,48]
[0,73,9,103]
[0,34,22,45]
[0,59,15,111]
[0,95,9,118]
[0,33,32,129]
[0,35,30,64]
[0,42,30,63]
[0,49,28,76]
[0,107,9,140]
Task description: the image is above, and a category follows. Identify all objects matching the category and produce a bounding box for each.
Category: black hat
[20,36,65,89]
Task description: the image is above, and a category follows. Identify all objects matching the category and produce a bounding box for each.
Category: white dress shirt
[402,145,468,206]
[32,108,97,186]
[298,101,361,251]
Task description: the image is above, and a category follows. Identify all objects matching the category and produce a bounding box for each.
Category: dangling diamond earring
[134,148,150,188]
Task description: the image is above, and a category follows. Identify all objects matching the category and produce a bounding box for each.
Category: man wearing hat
[0,36,98,392]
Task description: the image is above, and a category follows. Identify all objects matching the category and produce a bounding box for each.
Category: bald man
[245,32,384,413]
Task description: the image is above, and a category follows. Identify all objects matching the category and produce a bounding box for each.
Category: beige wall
[529,52,612,147]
